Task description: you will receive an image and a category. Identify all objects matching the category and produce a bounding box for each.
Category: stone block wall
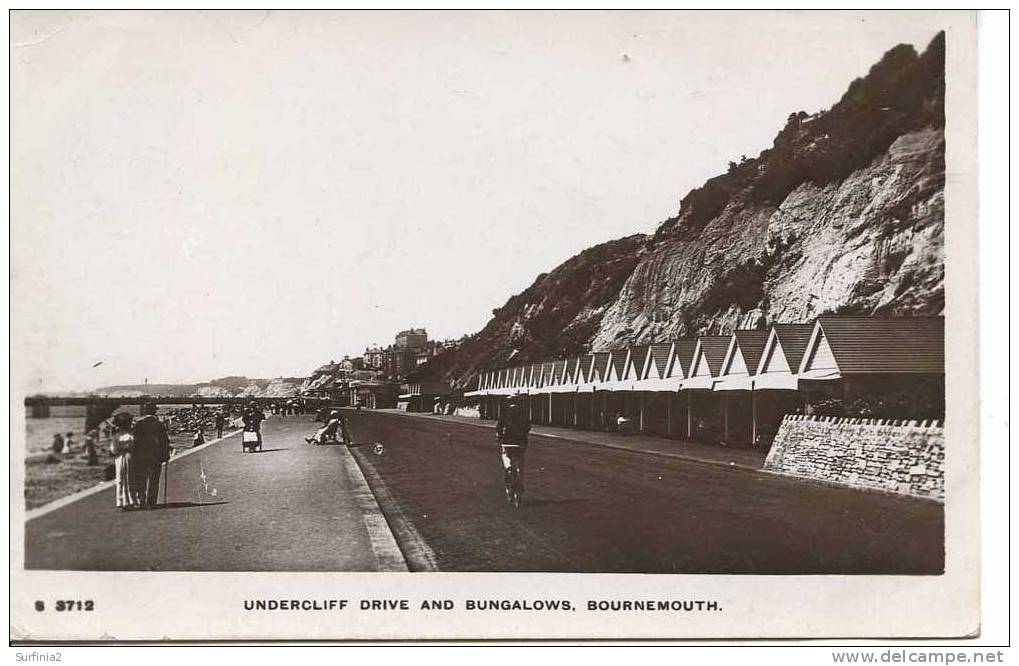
[763,415,944,501]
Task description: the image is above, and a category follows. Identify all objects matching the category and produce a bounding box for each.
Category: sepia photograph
[9,9,985,642]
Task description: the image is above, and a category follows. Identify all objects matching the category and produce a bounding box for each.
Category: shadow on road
[147,501,229,511]
[519,498,586,508]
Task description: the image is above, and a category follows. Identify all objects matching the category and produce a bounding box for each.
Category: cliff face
[417,234,647,382]
[421,33,945,386]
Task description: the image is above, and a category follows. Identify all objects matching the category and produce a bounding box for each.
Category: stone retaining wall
[763,415,944,501]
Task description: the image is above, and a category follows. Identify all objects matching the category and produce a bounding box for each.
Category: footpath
[359,408,766,471]
[23,416,408,572]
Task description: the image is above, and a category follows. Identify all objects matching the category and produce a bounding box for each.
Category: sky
[10,10,950,392]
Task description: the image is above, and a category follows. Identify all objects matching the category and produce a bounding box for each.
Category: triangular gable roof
[669,339,698,379]
[644,343,673,380]
[690,336,731,378]
[590,352,611,382]
[804,316,945,374]
[551,359,565,384]
[771,323,814,371]
[625,345,650,380]
[527,363,541,387]
[801,327,839,375]
[721,330,770,377]
[733,331,769,373]
[540,361,555,387]
[757,329,790,375]
[563,357,579,384]
[607,349,629,382]
[575,354,593,383]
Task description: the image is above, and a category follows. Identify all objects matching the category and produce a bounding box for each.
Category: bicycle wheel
[511,465,523,508]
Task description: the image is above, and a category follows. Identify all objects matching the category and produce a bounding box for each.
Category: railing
[781,414,942,428]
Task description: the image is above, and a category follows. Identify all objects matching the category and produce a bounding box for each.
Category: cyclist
[496,395,531,506]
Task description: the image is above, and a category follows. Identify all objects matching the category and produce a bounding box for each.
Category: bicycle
[500,443,525,508]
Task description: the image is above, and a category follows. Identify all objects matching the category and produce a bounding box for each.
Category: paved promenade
[24,416,407,571]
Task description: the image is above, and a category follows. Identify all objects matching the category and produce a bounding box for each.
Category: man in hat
[215,411,227,439]
[133,402,171,508]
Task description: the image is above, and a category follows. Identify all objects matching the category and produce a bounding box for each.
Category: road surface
[345,410,944,574]
[25,415,405,571]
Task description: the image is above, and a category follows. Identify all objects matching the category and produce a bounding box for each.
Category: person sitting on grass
[193,429,205,448]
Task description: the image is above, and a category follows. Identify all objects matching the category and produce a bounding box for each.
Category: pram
[241,426,262,453]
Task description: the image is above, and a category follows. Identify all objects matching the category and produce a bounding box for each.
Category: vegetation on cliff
[417,33,946,387]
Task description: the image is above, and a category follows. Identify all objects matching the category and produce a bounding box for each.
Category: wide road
[346,410,944,574]
[25,415,404,571]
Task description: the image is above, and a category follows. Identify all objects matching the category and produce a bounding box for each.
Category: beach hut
[754,323,814,390]
[713,330,770,447]
[639,343,676,389]
[797,316,945,419]
[681,335,731,443]
[751,323,815,446]
[572,353,596,428]
[587,351,613,428]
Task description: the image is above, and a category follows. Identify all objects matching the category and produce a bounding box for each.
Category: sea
[24,404,183,454]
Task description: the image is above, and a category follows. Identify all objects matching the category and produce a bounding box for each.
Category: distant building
[382,347,418,380]
[355,328,464,382]
[363,346,384,370]
[395,328,428,350]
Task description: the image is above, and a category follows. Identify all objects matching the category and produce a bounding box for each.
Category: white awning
[712,376,752,392]
[681,375,715,390]
[751,373,800,390]
[633,377,683,392]
[798,368,842,381]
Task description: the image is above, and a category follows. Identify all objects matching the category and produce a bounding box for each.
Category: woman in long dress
[110,412,142,510]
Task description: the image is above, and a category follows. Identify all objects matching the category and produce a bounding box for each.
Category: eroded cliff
[419,32,945,386]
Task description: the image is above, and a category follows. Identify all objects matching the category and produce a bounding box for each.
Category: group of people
[48,430,101,466]
[108,403,172,510]
[162,405,239,441]
[266,399,310,416]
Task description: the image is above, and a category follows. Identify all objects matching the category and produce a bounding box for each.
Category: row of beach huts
[464,316,945,449]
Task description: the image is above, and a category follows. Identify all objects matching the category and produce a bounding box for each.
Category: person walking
[215,412,226,439]
[84,430,100,466]
[133,403,171,509]
[110,412,142,510]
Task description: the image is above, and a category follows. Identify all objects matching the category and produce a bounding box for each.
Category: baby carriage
[241,426,262,453]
